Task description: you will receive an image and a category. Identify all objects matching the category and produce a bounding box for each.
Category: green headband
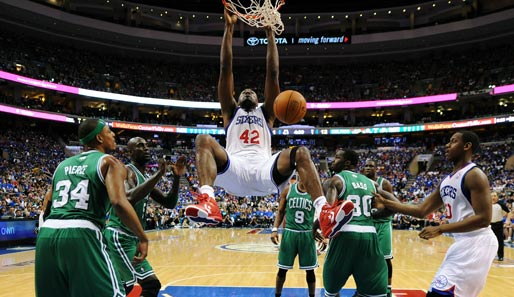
[80,120,106,145]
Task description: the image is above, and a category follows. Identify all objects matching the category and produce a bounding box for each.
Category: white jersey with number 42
[225,107,272,158]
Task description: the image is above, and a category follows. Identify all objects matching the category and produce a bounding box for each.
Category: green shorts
[323,230,387,296]
[35,220,124,297]
[278,229,318,270]
[104,227,155,286]
[374,220,393,259]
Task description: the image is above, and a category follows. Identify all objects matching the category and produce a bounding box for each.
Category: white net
[223,0,285,35]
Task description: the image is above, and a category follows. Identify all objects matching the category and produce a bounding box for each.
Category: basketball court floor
[0,228,512,296]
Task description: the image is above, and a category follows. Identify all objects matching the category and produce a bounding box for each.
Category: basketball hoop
[222,0,286,35]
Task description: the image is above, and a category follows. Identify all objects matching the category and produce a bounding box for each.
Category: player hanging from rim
[185,8,354,238]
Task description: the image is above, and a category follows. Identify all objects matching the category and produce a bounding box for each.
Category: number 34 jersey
[225,107,272,159]
[47,150,110,228]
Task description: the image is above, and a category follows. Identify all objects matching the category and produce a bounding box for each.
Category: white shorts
[428,228,497,297]
[214,152,291,197]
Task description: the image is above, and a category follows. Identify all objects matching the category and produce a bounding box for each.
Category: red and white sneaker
[319,200,355,238]
[185,193,222,225]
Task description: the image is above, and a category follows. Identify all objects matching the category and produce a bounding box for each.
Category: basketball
[273,90,307,125]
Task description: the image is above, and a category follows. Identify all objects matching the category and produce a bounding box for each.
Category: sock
[313,196,327,220]
[387,285,392,297]
[199,185,215,198]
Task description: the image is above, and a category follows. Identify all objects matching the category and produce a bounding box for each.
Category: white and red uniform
[429,162,497,297]
[214,107,290,196]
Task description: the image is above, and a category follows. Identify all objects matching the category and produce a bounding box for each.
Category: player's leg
[275,268,288,297]
[491,222,504,260]
[139,274,161,297]
[103,228,138,291]
[427,232,497,297]
[297,232,318,297]
[186,134,227,224]
[134,254,160,297]
[194,134,229,187]
[374,221,394,296]
[35,228,69,297]
[276,230,295,296]
[323,235,352,297]
[352,233,388,297]
[274,146,323,203]
[306,270,316,297]
[385,259,393,296]
[67,228,125,297]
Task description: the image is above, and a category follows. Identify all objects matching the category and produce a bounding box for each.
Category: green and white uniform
[373,176,393,260]
[104,163,154,286]
[323,170,387,297]
[35,150,124,297]
[278,183,318,270]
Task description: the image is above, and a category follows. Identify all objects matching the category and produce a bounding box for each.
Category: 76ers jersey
[225,107,272,158]
[439,162,486,236]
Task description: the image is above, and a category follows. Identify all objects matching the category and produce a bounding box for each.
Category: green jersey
[284,183,314,231]
[47,150,110,228]
[335,170,377,227]
[373,176,393,223]
[106,163,148,234]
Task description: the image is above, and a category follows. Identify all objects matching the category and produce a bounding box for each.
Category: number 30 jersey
[225,107,272,158]
[334,170,377,227]
[48,150,110,228]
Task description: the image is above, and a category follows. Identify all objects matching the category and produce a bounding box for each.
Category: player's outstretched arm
[103,156,148,262]
[218,9,238,126]
[151,155,187,209]
[371,179,396,219]
[262,26,280,125]
[374,187,443,220]
[126,159,166,205]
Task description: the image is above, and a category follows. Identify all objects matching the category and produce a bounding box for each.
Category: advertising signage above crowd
[1,70,514,135]
[243,33,351,47]
[1,103,513,136]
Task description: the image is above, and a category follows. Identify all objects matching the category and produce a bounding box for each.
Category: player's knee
[306,269,316,283]
[195,134,213,147]
[277,268,288,278]
[294,146,312,166]
[140,278,161,297]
